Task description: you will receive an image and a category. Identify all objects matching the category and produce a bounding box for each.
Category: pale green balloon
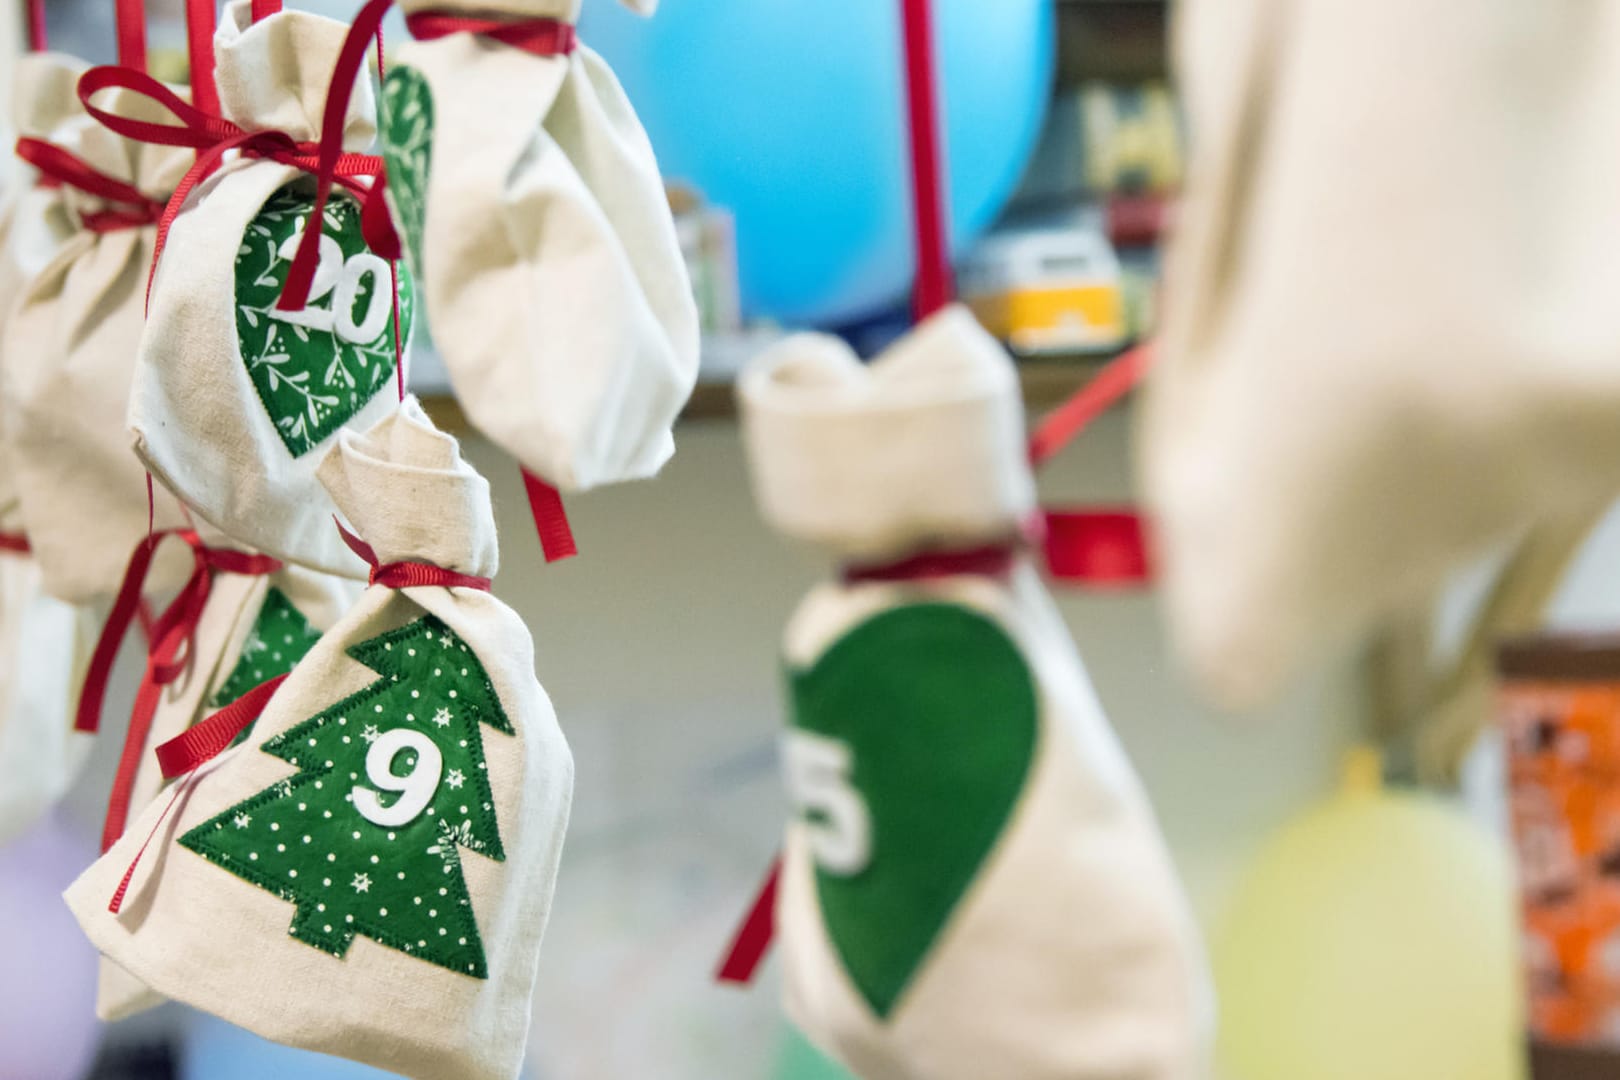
[1217,751,1528,1080]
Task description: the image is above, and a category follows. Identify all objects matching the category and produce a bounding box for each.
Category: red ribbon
[842,542,1017,586]
[275,0,575,312]
[14,136,165,232]
[901,0,952,321]
[116,0,146,72]
[0,533,30,555]
[1028,342,1151,468]
[79,530,282,852]
[521,469,577,563]
[75,65,386,312]
[26,0,46,52]
[715,858,780,984]
[334,518,493,592]
[107,671,290,914]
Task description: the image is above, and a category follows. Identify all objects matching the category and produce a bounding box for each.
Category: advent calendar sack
[94,562,361,1021]
[739,308,1211,1080]
[127,0,413,578]
[361,0,697,494]
[68,398,573,1080]
[1146,0,1620,706]
[0,77,194,603]
[0,558,95,846]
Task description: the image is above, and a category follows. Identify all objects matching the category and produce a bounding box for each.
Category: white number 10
[272,227,392,345]
[352,728,443,828]
[783,730,870,876]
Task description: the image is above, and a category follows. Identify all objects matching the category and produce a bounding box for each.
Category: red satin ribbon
[334,518,493,592]
[715,858,780,984]
[79,530,281,852]
[0,534,29,555]
[107,671,290,914]
[276,0,575,312]
[14,136,165,232]
[75,65,385,312]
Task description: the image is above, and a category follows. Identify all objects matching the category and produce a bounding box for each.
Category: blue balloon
[181,1012,403,1080]
[580,1,1056,326]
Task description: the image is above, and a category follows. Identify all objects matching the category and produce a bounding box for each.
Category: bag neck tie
[14,136,165,232]
[75,65,387,311]
[334,517,493,592]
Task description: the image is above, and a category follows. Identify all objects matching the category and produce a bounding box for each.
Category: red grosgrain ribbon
[79,530,281,852]
[521,469,577,563]
[156,673,288,780]
[14,136,165,231]
[275,0,575,312]
[117,0,146,72]
[1042,509,1151,586]
[75,65,384,311]
[107,671,290,914]
[901,0,952,321]
[0,534,29,555]
[715,858,781,984]
[26,0,47,52]
[1028,342,1151,468]
[334,518,492,591]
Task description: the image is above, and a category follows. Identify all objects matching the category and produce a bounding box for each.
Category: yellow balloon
[1216,750,1527,1080]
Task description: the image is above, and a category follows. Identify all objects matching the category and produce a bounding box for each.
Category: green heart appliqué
[234,186,415,458]
[787,603,1038,1019]
[379,65,433,281]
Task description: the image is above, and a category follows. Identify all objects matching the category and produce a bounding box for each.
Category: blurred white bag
[69,398,573,1080]
[0,78,193,604]
[1146,0,1620,706]
[317,0,698,502]
[739,308,1210,1080]
[126,1,412,578]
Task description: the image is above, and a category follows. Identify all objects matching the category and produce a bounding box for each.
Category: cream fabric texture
[129,1,398,579]
[68,398,573,1080]
[0,556,96,846]
[383,0,698,492]
[95,564,362,1022]
[0,80,193,603]
[740,312,1211,1080]
[1145,0,1620,707]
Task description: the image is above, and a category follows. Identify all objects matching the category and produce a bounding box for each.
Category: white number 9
[352,728,443,828]
[783,730,870,876]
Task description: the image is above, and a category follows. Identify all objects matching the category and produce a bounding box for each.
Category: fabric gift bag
[126,0,414,578]
[0,77,194,604]
[68,397,573,1080]
[737,307,1211,1080]
[1145,0,1620,706]
[343,0,697,500]
[93,561,362,1021]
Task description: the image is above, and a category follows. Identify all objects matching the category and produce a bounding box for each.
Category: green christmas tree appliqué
[180,614,512,978]
[212,587,325,708]
[234,185,416,458]
[379,65,434,282]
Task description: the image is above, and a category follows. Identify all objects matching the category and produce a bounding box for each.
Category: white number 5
[353,728,443,828]
[784,730,870,875]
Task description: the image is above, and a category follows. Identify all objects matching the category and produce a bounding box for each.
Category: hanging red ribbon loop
[334,517,493,592]
[79,530,281,853]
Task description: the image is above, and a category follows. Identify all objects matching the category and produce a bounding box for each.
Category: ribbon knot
[14,135,165,232]
[75,65,389,312]
[335,517,492,592]
[79,527,282,853]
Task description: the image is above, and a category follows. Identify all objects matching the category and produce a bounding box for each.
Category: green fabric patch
[212,587,325,710]
[379,66,433,281]
[180,615,513,979]
[234,186,415,458]
[788,604,1038,1019]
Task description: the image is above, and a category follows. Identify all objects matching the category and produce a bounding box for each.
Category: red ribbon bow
[75,65,389,312]
[14,135,165,232]
[334,517,492,592]
[79,529,282,852]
